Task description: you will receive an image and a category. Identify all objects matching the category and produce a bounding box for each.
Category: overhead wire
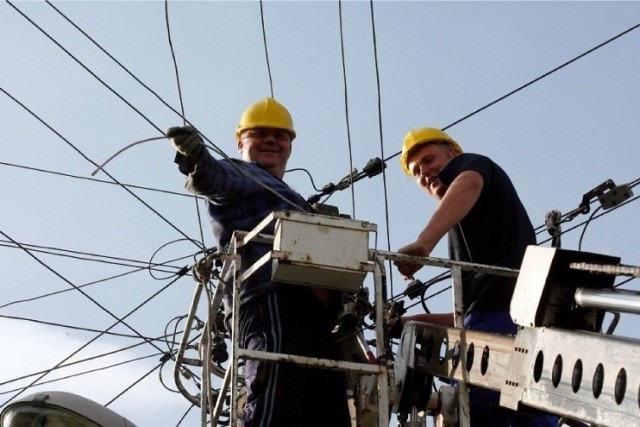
[0,232,185,406]
[0,314,178,345]
[2,2,307,410]
[0,160,193,198]
[259,0,275,98]
[0,229,174,353]
[537,192,640,247]
[43,0,187,122]
[0,270,142,310]
[0,238,186,273]
[379,21,640,163]
[3,2,203,249]
[163,0,208,253]
[0,337,171,388]
[0,352,164,397]
[284,168,323,192]
[534,178,640,235]
[0,86,199,247]
[8,0,311,220]
[105,361,163,407]
[0,245,195,311]
[175,402,197,426]
[368,0,395,295]
[338,0,357,218]
[578,206,602,251]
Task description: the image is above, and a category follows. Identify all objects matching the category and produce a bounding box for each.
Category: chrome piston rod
[575,287,640,315]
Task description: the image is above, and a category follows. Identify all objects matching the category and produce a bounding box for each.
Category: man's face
[237,127,292,175]
[406,143,458,199]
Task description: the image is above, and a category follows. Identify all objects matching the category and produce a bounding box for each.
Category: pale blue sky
[1,1,639,425]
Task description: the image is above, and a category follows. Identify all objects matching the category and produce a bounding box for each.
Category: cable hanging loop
[192,253,216,285]
[91,136,167,176]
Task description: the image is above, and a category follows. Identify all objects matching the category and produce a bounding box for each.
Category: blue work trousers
[463,311,559,427]
[238,286,351,427]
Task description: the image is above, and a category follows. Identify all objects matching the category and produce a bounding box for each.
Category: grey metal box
[271,211,377,291]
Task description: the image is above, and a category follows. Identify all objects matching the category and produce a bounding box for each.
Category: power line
[0,229,172,353]
[7,1,311,219]
[162,0,208,253]
[0,161,193,198]
[368,0,394,295]
[382,21,640,163]
[259,0,274,98]
[0,86,200,247]
[43,0,186,123]
[0,238,187,273]
[537,193,640,247]
[534,178,640,237]
[0,268,143,310]
[105,360,163,407]
[0,232,185,406]
[0,314,179,345]
[338,1,357,219]
[0,352,164,396]
[0,332,181,388]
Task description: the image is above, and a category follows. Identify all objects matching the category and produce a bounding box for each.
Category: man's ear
[237,139,243,153]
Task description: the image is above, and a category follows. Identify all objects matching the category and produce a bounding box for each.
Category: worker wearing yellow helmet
[394,127,557,426]
[166,99,350,427]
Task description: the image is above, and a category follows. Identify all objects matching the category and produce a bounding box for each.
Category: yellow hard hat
[235,98,296,140]
[399,127,462,175]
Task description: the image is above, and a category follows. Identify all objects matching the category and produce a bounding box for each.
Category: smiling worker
[167,98,350,427]
[394,127,557,426]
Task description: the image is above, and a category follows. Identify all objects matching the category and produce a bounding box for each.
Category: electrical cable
[165,0,187,124]
[538,193,639,246]
[0,352,164,397]
[0,160,193,198]
[91,137,168,176]
[338,0,357,218]
[175,402,197,427]
[578,206,602,251]
[3,4,314,412]
[147,238,201,281]
[0,86,201,248]
[0,229,173,352]
[105,360,164,407]
[7,1,312,220]
[0,314,178,344]
[43,0,187,123]
[534,177,640,235]
[163,0,208,253]
[5,2,211,251]
[0,236,185,406]
[259,0,275,98]
[285,168,323,192]
[614,277,636,289]
[0,337,168,388]
[0,269,141,309]
[372,22,640,165]
[368,0,394,295]
[0,238,185,273]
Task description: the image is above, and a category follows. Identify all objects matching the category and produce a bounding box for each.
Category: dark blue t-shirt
[438,153,536,313]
